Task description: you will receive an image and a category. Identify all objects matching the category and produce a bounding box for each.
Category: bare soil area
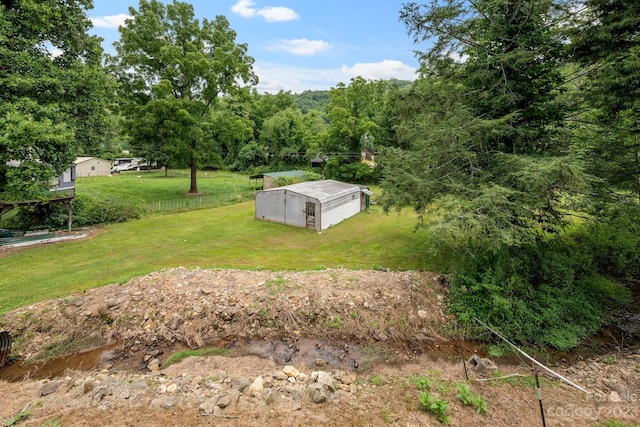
[1,268,639,426]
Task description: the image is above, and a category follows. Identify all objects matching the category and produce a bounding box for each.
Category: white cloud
[254,60,417,94]
[340,60,417,81]
[91,14,130,29]
[231,0,256,18]
[231,1,299,22]
[269,39,331,56]
[257,6,300,22]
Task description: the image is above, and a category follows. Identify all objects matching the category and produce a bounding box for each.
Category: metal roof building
[255,179,368,230]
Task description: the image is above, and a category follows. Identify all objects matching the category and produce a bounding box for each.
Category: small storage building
[74,157,111,177]
[255,179,367,230]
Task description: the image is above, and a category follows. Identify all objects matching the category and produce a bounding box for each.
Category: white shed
[255,180,366,230]
[74,157,111,177]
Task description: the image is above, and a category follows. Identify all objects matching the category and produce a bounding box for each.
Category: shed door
[305,202,316,229]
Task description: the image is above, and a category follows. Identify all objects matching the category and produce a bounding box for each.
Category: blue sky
[88,0,420,93]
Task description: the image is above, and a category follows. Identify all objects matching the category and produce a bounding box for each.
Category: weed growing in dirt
[325,315,342,329]
[370,375,384,386]
[455,383,488,414]
[3,408,30,426]
[161,347,229,368]
[265,276,289,294]
[419,392,450,424]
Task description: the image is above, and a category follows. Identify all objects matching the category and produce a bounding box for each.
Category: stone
[315,358,326,367]
[248,376,264,396]
[216,393,233,408]
[306,383,329,403]
[417,310,428,319]
[312,371,337,392]
[39,380,63,397]
[147,358,161,372]
[608,391,622,403]
[272,371,288,381]
[199,397,218,415]
[265,390,282,406]
[231,376,250,392]
[168,315,182,330]
[166,383,178,393]
[83,380,95,394]
[151,396,182,410]
[283,365,299,377]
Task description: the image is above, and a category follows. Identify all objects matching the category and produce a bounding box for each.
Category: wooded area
[1,0,639,350]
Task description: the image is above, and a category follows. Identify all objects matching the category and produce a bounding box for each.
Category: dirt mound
[1,268,638,426]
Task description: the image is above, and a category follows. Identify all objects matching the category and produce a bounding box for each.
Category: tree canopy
[0,0,109,200]
[109,0,257,194]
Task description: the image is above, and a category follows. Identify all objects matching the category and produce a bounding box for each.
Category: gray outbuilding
[255,179,368,230]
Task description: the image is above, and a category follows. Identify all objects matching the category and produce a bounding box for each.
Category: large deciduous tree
[109,0,257,194]
[0,0,109,199]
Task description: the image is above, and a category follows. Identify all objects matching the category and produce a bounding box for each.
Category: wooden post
[67,199,73,233]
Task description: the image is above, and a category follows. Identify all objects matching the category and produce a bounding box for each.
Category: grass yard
[77,169,257,203]
[0,202,441,315]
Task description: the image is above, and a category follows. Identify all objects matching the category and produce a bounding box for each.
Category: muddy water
[0,343,120,382]
[0,337,470,383]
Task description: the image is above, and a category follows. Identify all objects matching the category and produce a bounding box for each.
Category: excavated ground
[1,268,639,426]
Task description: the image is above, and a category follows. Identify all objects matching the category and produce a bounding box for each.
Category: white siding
[319,190,360,230]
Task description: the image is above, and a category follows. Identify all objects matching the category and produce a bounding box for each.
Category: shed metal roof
[261,179,360,204]
[249,170,306,180]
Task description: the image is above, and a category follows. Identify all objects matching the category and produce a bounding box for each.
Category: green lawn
[78,169,257,203]
[0,203,440,315]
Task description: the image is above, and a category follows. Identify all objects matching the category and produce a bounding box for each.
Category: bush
[449,229,633,350]
[4,195,145,230]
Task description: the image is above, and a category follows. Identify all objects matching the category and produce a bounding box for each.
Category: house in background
[74,157,111,177]
[255,179,370,231]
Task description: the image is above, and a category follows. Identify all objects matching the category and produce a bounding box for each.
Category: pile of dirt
[1,268,638,426]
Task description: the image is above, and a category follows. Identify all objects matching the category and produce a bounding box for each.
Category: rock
[306,383,329,403]
[39,380,63,396]
[283,365,299,377]
[151,396,185,410]
[147,358,160,372]
[272,371,288,381]
[231,376,250,392]
[168,315,182,330]
[83,380,95,394]
[199,397,218,415]
[312,371,337,392]
[166,383,178,393]
[417,310,428,319]
[608,391,622,403]
[216,393,233,408]
[315,358,325,367]
[265,390,282,405]
[248,376,264,396]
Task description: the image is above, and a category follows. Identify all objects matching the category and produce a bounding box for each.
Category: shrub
[4,195,145,230]
[449,230,632,350]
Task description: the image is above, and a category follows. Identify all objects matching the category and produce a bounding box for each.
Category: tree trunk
[188,152,198,194]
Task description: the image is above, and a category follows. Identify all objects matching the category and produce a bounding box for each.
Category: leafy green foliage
[109,0,257,194]
[419,392,450,424]
[455,384,487,414]
[4,195,145,230]
[0,0,111,200]
[449,229,633,350]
